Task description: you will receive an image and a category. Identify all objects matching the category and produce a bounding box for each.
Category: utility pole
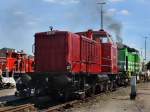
[144,36,148,62]
[97,2,106,29]
[140,48,143,58]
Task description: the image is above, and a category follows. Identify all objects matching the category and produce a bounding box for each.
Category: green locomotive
[118,45,140,85]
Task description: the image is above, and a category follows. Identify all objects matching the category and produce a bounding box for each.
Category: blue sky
[0,0,149,60]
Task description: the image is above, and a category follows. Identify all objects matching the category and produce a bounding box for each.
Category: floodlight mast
[97,2,106,29]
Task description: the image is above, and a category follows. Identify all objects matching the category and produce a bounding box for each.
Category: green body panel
[134,54,140,72]
[118,47,140,77]
[118,48,127,71]
[128,53,135,72]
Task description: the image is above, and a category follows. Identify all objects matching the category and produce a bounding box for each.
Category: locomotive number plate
[47,31,55,35]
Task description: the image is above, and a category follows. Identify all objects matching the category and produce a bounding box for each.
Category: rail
[45,100,78,112]
[0,104,36,112]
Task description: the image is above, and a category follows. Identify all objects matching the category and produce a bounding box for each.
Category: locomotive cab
[93,29,114,44]
[92,29,118,74]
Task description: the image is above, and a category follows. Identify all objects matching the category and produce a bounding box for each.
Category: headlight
[66,63,71,70]
[67,65,71,70]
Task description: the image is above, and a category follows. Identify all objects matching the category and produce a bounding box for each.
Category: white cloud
[43,0,80,4]
[120,10,130,15]
[105,8,130,17]
[105,8,117,16]
[108,8,117,13]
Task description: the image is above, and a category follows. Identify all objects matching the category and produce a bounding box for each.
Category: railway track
[44,92,111,112]
[0,104,36,112]
[44,100,78,112]
[0,91,110,112]
[0,82,148,112]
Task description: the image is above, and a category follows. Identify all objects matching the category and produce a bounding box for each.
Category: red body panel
[35,31,82,73]
[25,57,34,72]
[6,57,16,72]
[80,37,101,73]
[67,33,81,72]
[101,43,118,73]
[35,32,67,72]
[111,45,118,73]
[101,43,112,72]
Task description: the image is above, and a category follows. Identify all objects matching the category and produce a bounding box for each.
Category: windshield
[93,34,113,43]
[2,72,7,77]
[0,53,6,57]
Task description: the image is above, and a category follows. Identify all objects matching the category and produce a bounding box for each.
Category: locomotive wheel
[79,92,85,100]
[95,85,101,94]
[62,92,69,102]
[62,87,72,102]
[50,93,59,101]
[1,84,5,89]
[108,81,113,91]
[106,83,109,91]
[113,81,117,91]
[86,86,95,97]
[92,86,96,95]
[100,84,104,92]
[104,82,109,92]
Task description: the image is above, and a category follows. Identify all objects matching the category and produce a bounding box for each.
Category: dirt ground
[66,82,150,112]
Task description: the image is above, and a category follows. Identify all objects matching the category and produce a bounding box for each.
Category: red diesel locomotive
[35,29,117,75]
[0,48,34,74]
[16,29,119,100]
[0,48,34,88]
